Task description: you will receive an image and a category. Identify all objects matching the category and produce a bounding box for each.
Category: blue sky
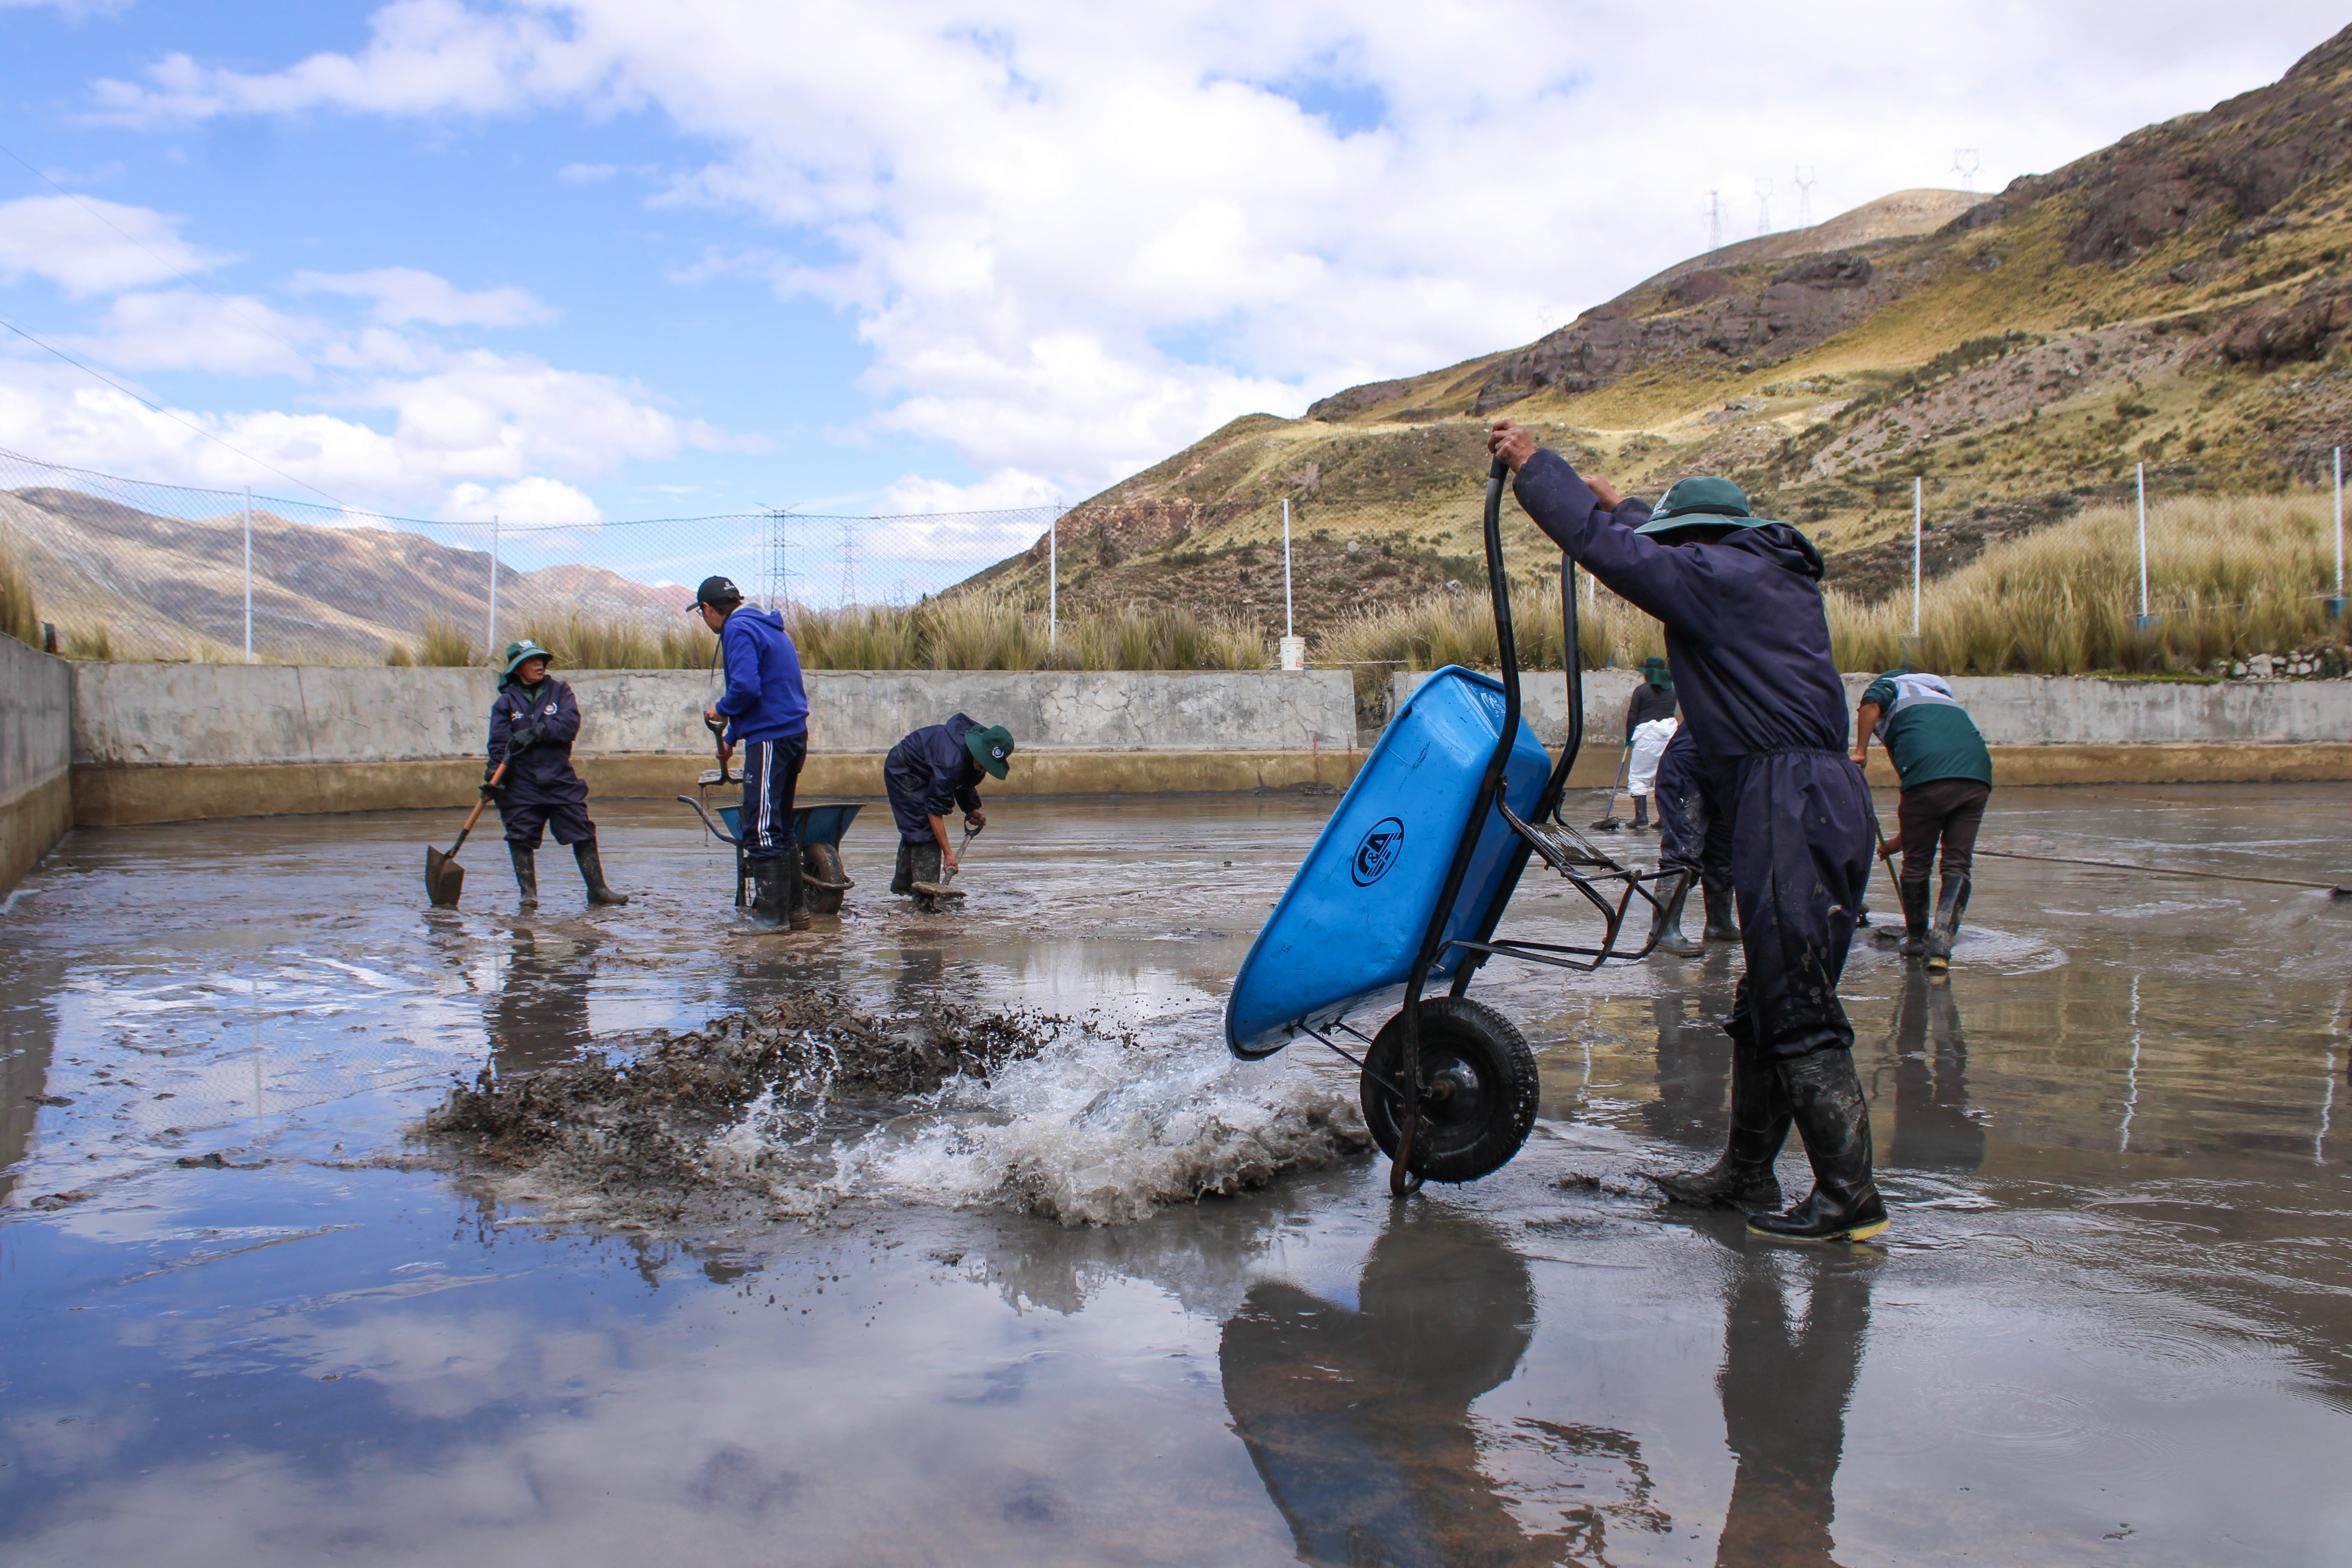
[0,0,2343,572]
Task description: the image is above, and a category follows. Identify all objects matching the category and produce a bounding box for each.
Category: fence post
[2136,462,2150,626]
[1282,498,1294,638]
[1911,476,1922,637]
[2334,447,2345,617]
[242,485,253,663]
[1048,504,1058,656]
[487,514,499,661]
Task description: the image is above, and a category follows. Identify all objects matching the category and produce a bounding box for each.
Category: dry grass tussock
[757,595,1269,672]
[1831,495,2347,675]
[0,535,38,648]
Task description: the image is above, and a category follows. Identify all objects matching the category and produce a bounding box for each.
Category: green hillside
[971,23,2352,635]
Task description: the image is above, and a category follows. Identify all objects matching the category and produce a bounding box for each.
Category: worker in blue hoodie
[1490,418,1881,1245]
[691,575,812,929]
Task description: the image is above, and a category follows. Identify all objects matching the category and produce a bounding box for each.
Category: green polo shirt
[1863,671,1992,789]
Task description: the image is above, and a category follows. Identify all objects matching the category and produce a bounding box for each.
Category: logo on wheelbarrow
[1352,817,1405,886]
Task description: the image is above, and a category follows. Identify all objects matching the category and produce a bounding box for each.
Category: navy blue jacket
[715,607,809,744]
[884,712,986,837]
[1513,450,1847,760]
[487,677,588,806]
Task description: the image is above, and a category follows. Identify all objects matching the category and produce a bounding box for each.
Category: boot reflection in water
[1713,1248,1876,1565]
[1889,973,1985,1172]
[1220,1211,1666,1565]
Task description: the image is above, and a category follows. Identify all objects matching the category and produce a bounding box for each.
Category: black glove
[508,723,547,752]
[479,779,504,803]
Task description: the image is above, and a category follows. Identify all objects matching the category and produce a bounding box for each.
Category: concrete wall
[0,635,72,893]
[1393,667,2352,786]
[69,663,1363,826]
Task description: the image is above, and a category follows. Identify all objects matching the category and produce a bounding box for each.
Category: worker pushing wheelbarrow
[1224,455,1684,1196]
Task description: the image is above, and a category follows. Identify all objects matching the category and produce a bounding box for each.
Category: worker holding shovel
[1492,419,1880,1245]
[486,639,628,910]
[690,576,811,930]
[1854,671,1993,973]
[885,714,1015,908]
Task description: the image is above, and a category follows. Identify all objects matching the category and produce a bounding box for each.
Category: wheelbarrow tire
[1359,997,1539,1184]
[800,841,850,914]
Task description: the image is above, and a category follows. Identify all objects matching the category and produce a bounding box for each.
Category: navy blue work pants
[500,797,594,850]
[738,734,805,862]
[1716,749,1873,1060]
[1655,730,1733,884]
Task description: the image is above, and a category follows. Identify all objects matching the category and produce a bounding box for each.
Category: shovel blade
[425,846,465,907]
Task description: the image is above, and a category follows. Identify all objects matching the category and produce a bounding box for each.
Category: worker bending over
[1492,420,1881,1244]
[1855,671,1993,972]
[692,575,812,930]
[485,639,628,910]
[1622,656,1678,830]
[885,714,1015,901]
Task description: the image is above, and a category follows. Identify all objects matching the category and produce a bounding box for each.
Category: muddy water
[3,785,2351,1565]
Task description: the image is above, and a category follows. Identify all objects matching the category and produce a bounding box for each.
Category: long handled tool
[911,819,982,904]
[703,714,735,784]
[425,760,508,908]
[1975,847,2352,895]
[1866,810,1905,946]
[1589,746,1630,832]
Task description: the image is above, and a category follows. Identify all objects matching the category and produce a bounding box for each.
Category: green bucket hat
[1640,655,1672,689]
[1635,476,1774,539]
[501,639,555,680]
[964,723,1016,780]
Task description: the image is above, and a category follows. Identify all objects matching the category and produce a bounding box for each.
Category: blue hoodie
[714,607,809,744]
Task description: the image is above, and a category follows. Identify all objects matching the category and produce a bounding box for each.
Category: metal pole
[242,485,253,663]
[487,514,499,661]
[1282,498,1294,638]
[1048,505,1058,655]
[1912,476,1922,637]
[2335,447,2344,604]
[2137,462,2149,621]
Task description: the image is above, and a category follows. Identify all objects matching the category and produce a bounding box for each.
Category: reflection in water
[1887,975,1984,1172]
[0,955,65,1207]
[1642,948,1741,1150]
[1714,1249,1875,1567]
[1221,1210,1664,1565]
[486,926,601,1075]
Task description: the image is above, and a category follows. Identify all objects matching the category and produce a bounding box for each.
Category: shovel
[911,819,983,904]
[425,761,508,908]
[1589,747,1629,831]
[1866,811,1905,946]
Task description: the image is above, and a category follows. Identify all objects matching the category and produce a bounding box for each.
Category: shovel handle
[448,762,508,858]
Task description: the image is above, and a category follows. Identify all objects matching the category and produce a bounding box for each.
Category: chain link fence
[1,443,2346,679]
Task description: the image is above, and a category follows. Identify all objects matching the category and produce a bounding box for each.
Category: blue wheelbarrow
[677,772,862,913]
[1224,457,1684,1194]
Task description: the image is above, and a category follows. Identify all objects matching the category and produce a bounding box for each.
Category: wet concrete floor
[3,783,2351,1564]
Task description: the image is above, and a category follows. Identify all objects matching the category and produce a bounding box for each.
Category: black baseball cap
[690,575,744,613]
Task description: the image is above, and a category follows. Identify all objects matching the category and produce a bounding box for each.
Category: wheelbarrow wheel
[800,841,851,915]
[1359,996,1539,1184]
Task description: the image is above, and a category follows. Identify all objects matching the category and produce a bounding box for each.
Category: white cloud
[64,290,321,377]
[439,474,603,526]
[557,161,616,182]
[292,266,556,327]
[0,194,230,297]
[74,0,2352,500]
[877,469,1060,515]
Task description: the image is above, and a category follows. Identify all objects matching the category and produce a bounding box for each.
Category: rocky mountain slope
[0,485,677,663]
[976,23,2352,629]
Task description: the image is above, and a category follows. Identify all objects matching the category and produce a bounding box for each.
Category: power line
[0,312,351,508]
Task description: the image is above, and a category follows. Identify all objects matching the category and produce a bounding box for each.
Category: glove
[479,779,504,803]
[508,723,547,751]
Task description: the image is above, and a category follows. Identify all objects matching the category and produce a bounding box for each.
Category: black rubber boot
[1898,878,1932,959]
[1648,1044,1790,1209]
[574,839,630,907]
[1925,874,1970,972]
[748,856,789,926]
[889,842,916,895]
[1632,794,1651,830]
[1649,870,1703,958]
[900,842,943,900]
[509,844,537,909]
[1701,871,1740,943]
[784,855,813,931]
[1746,1048,1889,1243]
